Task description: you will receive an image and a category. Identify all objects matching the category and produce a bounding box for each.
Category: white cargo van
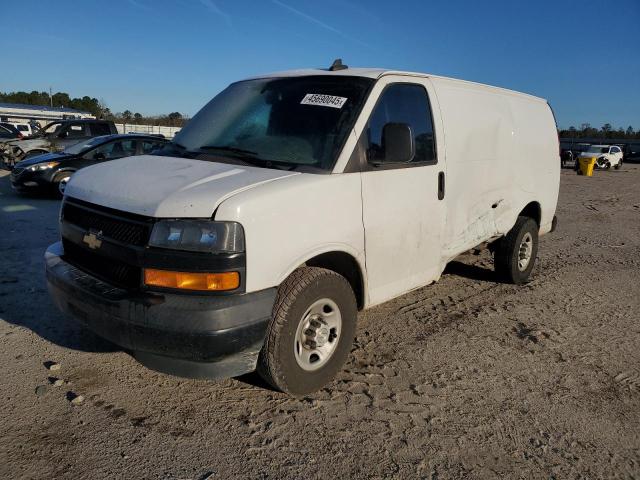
[46,62,560,395]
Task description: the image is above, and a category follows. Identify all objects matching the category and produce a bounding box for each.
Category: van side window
[366,84,436,165]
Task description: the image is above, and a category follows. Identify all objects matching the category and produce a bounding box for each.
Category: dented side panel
[430,77,559,262]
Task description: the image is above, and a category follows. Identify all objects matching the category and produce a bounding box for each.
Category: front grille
[12,166,25,176]
[62,239,141,289]
[60,199,153,289]
[62,200,152,246]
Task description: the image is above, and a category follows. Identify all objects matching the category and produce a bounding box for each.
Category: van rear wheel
[257,267,357,395]
[494,216,539,284]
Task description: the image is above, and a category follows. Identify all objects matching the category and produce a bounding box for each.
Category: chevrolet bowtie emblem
[82,232,103,250]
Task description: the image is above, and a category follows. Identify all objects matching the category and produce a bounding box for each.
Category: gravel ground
[1,165,639,479]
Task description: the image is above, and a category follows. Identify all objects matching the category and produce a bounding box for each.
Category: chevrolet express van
[46,62,560,395]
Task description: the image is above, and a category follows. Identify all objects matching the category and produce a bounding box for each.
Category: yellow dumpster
[578,157,596,176]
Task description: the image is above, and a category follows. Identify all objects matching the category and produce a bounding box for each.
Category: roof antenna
[329,58,348,71]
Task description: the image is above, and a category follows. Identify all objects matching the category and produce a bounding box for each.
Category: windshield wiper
[188,144,298,171]
[199,145,259,156]
[196,145,278,169]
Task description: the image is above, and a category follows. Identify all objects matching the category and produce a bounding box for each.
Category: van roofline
[244,67,548,103]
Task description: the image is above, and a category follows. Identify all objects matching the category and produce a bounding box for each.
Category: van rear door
[358,76,446,306]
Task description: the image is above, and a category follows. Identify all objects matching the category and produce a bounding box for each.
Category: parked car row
[560,141,638,169]
[0,119,118,168]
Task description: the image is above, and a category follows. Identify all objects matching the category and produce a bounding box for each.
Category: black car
[0,123,22,140]
[10,134,168,195]
[624,143,640,162]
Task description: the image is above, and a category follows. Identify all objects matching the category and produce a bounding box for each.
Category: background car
[560,142,575,168]
[0,119,118,168]
[7,122,34,137]
[579,144,624,169]
[623,143,640,162]
[9,134,168,195]
[0,123,23,141]
[560,141,591,168]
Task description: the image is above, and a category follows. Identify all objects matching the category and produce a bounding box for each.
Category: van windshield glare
[167,76,373,172]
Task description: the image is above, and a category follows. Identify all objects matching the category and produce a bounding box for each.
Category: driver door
[359,77,446,306]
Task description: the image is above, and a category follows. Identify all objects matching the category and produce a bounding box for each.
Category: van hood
[64,155,299,217]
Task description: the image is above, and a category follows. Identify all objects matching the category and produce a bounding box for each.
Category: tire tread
[258,267,354,394]
[494,216,538,284]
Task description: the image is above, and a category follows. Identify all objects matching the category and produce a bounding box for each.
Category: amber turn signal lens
[144,269,240,291]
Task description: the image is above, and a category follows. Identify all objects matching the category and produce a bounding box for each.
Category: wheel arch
[52,168,76,178]
[279,249,367,311]
[518,201,541,226]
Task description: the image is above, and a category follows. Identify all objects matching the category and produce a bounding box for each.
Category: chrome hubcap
[518,232,533,271]
[294,298,341,371]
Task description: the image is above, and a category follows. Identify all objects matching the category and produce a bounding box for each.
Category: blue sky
[2,0,639,129]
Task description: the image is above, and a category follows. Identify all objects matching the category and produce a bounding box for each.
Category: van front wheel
[257,267,357,395]
[494,216,539,284]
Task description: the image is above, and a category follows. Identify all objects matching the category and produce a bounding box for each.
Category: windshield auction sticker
[300,94,348,109]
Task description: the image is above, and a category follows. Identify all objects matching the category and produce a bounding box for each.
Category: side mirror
[94,152,106,161]
[381,122,414,164]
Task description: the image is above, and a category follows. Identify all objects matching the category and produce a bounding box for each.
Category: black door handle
[438,171,445,200]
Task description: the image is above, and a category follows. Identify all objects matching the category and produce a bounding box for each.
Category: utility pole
[49,87,53,107]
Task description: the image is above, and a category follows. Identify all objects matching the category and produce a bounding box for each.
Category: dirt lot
[0,165,639,479]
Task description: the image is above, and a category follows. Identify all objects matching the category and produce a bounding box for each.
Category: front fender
[214,172,365,296]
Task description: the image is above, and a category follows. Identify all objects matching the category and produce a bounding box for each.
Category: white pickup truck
[46,62,560,395]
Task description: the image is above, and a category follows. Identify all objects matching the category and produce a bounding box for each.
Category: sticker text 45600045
[300,94,348,109]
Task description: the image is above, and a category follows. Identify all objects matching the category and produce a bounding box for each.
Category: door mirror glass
[379,122,414,164]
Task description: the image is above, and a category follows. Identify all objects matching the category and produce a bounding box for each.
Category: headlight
[28,161,59,171]
[149,220,244,253]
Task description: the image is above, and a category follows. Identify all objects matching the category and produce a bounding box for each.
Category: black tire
[614,160,622,170]
[494,216,539,284]
[257,267,357,395]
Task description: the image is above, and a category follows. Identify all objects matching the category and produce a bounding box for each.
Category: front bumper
[45,241,276,379]
[10,169,48,190]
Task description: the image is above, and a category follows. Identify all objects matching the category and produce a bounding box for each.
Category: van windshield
[167,76,373,172]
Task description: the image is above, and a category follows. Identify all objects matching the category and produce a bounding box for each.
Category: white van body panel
[213,173,366,297]
[347,75,448,306]
[65,155,298,217]
[428,77,559,259]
